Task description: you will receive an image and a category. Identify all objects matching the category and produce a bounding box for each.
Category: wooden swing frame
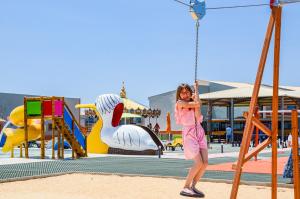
[230,6,283,199]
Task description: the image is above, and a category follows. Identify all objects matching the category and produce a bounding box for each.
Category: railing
[63,102,87,154]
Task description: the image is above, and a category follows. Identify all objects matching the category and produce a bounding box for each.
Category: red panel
[270,0,275,8]
[112,103,124,127]
[43,100,52,116]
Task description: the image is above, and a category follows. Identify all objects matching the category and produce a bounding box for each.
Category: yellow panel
[87,117,109,154]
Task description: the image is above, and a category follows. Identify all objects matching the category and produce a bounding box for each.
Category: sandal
[180,188,204,198]
[192,186,205,197]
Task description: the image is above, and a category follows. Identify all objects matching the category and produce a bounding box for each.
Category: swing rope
[194,20,200,136]
[194,20,199,82]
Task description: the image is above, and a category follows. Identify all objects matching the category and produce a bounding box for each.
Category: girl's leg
[184,153,203,188]
[192,149,208,187]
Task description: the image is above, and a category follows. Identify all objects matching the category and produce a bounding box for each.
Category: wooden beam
[41,97,45,159]
[52,97,55,159]
[271,7,282,199]
[252,117,272,136]
[244,138,271,163]
[24,97,29,158]
[20,144,23,158]
[230,11,275,199]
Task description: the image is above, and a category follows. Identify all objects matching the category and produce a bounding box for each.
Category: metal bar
[291,110,300,199]
[206,100,212,144]
[281,97,285,143]
[230,11,275,199]
[259,110,300,113]
[230,98,234,143]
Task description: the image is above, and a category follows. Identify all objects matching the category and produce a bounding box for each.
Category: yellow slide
[0,106,41,153]
[75,104,108,154]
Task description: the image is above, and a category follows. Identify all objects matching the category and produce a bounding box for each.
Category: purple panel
[54,100,63,116]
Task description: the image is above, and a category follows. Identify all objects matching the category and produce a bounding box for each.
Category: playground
[0,0,299,198]
[0,145,294,198]
[0,174,293,199]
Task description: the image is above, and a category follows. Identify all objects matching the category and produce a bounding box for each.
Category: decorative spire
[120,81,127,98]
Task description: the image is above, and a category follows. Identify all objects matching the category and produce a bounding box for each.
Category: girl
[175,81,208,198]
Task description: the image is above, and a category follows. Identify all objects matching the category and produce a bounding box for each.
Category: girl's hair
[176,83,193,101]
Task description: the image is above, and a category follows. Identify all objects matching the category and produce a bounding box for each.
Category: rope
[173,0,300,10]
[206,3,269,10]
[194,20,199,82]
[194,20,200,136]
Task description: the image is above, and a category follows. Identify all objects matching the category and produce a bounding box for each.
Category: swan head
[95,94,124,127]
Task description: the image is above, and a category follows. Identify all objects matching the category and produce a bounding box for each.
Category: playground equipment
[0,106,41,153]
[230,1,299,199]
[0,97,87,159]
[173,0,300,198]
[76,94,164,155]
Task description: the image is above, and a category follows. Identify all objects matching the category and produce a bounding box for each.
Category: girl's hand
[194,80,199,90]
[191,93,195,100]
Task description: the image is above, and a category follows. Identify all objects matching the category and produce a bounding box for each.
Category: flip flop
[180,188,203,198]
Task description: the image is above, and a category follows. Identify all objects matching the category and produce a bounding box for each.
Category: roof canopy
[199,81,300,106]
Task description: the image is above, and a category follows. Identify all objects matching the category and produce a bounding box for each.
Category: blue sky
[0,1,299,105]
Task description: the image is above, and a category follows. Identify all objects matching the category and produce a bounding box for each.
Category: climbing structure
[24,97,87,159]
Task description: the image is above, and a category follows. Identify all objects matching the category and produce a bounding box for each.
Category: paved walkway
[0,146,292,185]
[207,157,289,175]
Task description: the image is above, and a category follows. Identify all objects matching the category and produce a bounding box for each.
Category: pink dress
[175,103,207,160]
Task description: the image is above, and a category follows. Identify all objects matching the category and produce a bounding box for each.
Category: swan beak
[75,104,96,110]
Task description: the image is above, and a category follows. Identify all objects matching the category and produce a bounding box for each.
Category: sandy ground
[0,174,293,199]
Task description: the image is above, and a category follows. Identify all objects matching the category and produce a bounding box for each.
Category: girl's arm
[177,100,200,109]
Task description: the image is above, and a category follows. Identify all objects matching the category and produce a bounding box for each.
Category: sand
[0,174,293,199]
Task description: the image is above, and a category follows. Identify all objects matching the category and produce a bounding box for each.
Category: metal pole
[230,98,234,143]
[281,97,285,144]
[291,110,300,199]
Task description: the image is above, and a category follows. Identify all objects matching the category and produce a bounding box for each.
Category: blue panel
[74,123,86,149]
[64,108,73,132]
[0,133,7,147]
